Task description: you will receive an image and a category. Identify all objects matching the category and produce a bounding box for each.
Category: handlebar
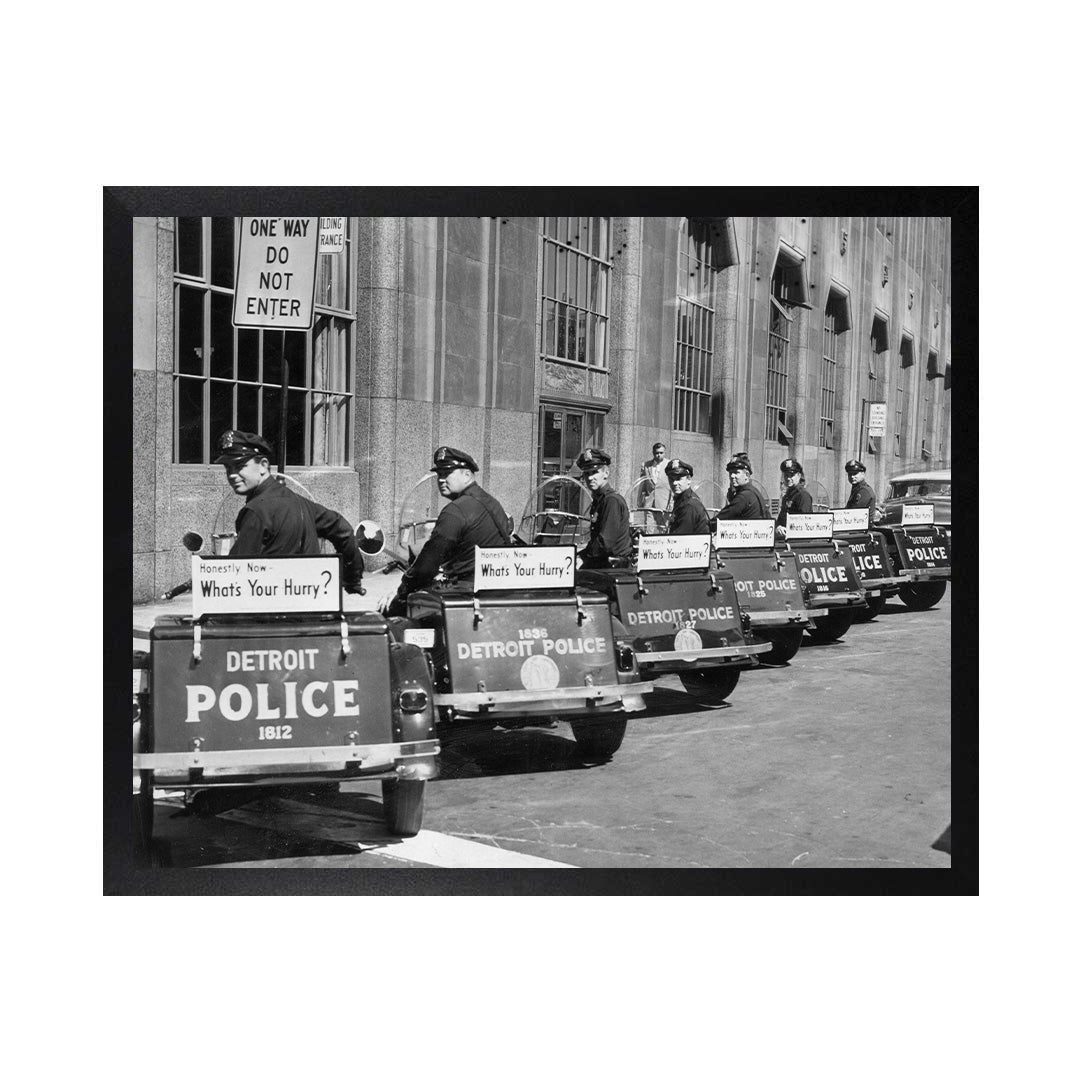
[161,580,192,600]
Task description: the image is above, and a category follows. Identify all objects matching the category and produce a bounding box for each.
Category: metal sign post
[232,217,319,472]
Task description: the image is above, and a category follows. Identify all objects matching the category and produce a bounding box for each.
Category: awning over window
[926,350,946,380]
[697,217,739,270]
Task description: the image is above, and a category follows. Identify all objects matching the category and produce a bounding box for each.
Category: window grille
[820,302,839,448]
[766,263,798,443]
[673,219,718,434]
[922,349,937,458]
[540,217,611,371]
[172,217,354,466]
[896,334,914,457]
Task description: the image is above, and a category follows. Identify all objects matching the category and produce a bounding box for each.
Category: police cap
[576,447,612,475]
[213,429,274,464]
[665,458,693,479]
[726,456,752,474]
[431,446,479,474]
[845,459,867,475]
[779,458,804,477]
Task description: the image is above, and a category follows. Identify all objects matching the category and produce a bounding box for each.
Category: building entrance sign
[232,217,319,330]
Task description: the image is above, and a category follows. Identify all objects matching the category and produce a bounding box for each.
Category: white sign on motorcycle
[473,545,576,591]
[714,518,776,549]
[233,217,320,330]
[901,503,935,526]
[636,534,711,570]
[784,513,834,540]
[192,555,341,616]
[830,507,870,532]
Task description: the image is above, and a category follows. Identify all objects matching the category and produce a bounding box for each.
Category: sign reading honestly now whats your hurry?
[636,534,711,569]
[714,519,776,549]
[192,556,341,616]
[473,546,576,591]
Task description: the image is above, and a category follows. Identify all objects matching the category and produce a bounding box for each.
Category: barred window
[895,333,915,457]
[173,217,354,466]
[766,258,801,444]
[923,349,938,458]
[674,219,719,434]
[540,217,610,370]
[820,303,838,448]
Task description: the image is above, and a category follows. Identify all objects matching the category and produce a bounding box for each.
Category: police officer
[578,448,633,569]
[717,455,770,520]
[665,459,710,535]
[844,459,879,521]
[381,446,512,615]
[214,429,365,591]
[775,457,813,537]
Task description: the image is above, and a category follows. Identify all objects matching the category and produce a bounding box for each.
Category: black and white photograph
[104,190,975,890]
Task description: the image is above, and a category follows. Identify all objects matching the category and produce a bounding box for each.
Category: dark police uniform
[577,448,633,568]
[718,456,770,520]
[665,459,711,535]
[844,460,877,519]
[391,447,512,611]
[215,430,364,590]
[776,482,813,528]
[717,486,770,520]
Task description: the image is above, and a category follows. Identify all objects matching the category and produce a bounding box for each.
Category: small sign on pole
[868,402,888,437]
[233,217,320,330]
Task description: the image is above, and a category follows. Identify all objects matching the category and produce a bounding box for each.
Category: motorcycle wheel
[570,718,628,762]
[678,666,741,708]
[382,778,426,837]
[758,628,803,666]
[806,608,856,643]
[898,581,947,610]
[853,592,887,622]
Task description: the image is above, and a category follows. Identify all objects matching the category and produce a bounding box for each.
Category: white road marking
[219,797,575,868]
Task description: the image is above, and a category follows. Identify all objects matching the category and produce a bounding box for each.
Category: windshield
[394,473,446,565]
[625,476,673,534]
[517,474,593,551]
[888,480,951,499]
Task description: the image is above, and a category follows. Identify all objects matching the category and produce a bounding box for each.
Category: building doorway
[538,403,606,513]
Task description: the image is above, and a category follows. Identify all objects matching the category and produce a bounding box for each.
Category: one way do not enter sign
[233,217,319,330]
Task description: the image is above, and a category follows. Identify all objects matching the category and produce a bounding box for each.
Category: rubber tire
[757,628,804,666]
[382,778,426,837]
[678,666,741,708]
[898,580,947,610]
[806,607,857,643]
[133,770,155,867]
[853,592,887,622]
[570,718,628,762]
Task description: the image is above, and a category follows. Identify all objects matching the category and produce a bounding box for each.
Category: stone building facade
[132,214,952,603]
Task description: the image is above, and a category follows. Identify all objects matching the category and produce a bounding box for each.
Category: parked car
[879,468,951,529]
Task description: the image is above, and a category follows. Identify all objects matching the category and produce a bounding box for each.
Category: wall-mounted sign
[192,555,341,617]
[831,507,870,532]
[636,534,712,570]
[714,519,776,549]
[473,545,576,591]
[784,513,834,540]
[233,217,319,330]
[868,402,888,437]
[318,217,345,253]
[901,503,935,526]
